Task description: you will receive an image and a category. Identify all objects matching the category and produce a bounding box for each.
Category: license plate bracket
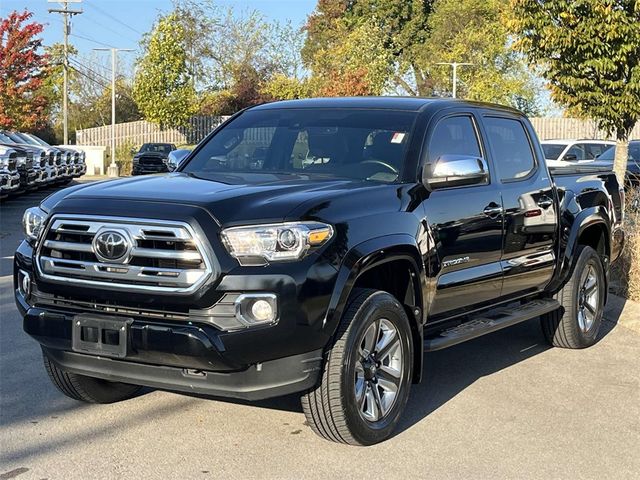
[72,314,132,358]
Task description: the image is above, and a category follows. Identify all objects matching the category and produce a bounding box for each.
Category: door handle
[537,196,553,209]
[483,204,503,216]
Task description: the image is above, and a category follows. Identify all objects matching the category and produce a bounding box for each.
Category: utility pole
[436,62,473,99]
[94,48,134,177]
[48,1,82,145]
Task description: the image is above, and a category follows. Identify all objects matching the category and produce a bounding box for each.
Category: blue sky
[1,0,315,61]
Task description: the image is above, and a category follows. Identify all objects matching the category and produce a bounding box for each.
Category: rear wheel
[541,246,606,348]
[43,349,142,403]
[301,289,413,445]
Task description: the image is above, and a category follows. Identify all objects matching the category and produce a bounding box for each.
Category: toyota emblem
[93,229,131,263]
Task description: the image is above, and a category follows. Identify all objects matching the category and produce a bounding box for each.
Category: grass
[610,187,640,302]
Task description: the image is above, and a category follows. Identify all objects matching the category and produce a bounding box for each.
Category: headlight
[221,222,333,263]
[22,206,47,242]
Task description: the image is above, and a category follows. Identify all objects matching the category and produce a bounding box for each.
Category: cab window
[484,117,536,181]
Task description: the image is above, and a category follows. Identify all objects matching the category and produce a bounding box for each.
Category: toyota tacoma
[14,98,625,445]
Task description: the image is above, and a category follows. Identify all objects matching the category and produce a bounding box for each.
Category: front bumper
[132,163,169,175]
[42,346,322,401]
[1,171,21,196]
[35,166,56,185]
[15,233,336,400]
[72,163,86,177]
[19,168,38,190]
[56,165,71,179]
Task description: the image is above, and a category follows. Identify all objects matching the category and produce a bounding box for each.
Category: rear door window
[484,117,536,181]
[565,144,587,161]
[585,143,610,159]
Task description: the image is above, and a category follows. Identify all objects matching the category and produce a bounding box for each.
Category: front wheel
[541,245,606,348]
[301,289,413,445]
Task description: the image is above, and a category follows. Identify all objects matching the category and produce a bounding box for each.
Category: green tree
[422,0,540,111]
[304,17,392,96]
[133,12,197,127]
[304,0,432,94]
[511,0,640,183]
[43,44,140,142]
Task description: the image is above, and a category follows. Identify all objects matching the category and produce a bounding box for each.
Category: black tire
[43,349,142,403]
[541,245,606,348]
[301,289,413,446]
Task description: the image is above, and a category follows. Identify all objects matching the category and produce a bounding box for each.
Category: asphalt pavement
[1,181,639,480]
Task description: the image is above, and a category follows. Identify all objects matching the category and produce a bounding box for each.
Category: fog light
[18,269,31,298]
[251,299,274,322]
[235,293,278,327]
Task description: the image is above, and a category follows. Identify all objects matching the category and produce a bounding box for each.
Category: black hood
[42,172,399,226]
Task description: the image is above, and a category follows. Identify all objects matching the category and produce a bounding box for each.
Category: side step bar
[423,298,560,352]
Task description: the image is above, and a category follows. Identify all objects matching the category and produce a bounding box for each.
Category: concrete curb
[605,293,640,334]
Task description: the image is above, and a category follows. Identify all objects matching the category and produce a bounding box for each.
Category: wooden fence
[75,115,640,151]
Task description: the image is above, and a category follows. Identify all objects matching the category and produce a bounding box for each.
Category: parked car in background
[9,132,61,185]
[132,143,177,175]
[596,140,640,187]
[0,145,22,198]
[0,131,42,191]
[541,139,615,166]
[16,132,87,181]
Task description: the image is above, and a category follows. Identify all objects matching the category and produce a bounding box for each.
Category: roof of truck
[250,96,523,114]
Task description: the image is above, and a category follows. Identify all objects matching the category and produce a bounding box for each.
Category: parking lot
[1,182,639,480]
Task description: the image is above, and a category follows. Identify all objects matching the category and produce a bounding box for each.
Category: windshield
[598,143,640,164]
[140,143,172,153]
[15,133,39,146]
[541,143,566,160]
[24,133,50,147]
[181,108,417,183]
[4,131,27,144]
[0,132,16,144]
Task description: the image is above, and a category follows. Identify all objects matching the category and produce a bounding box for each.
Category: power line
[81,11,139,44]
[72,54,112,75]
[70,32,115,49]
[69,58,112,85]
[69,64,110,90]
[84,0,142,36]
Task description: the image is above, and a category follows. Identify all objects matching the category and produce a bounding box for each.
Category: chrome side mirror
[167,149,190,171]
[423,154,489,191]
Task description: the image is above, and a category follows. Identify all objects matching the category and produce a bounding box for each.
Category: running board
[423,298,560,352]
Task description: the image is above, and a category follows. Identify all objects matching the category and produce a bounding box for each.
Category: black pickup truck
[14,98,625,445]
[132,143,177,175]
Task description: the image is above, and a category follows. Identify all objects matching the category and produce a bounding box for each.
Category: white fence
[75,116,229,149]
[75,116,640,151]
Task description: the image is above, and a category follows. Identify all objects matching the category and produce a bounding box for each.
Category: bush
[610,188,640,302]
[114,140,136,176]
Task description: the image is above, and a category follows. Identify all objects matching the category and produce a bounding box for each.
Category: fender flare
[548,205,611,294]
[322,234,427,382]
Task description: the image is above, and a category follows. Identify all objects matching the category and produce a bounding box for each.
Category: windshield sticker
[391,132,406,144]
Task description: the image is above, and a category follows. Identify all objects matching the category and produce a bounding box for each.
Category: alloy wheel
[354,318,404,423]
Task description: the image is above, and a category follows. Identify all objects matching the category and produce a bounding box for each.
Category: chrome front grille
[7,154,17,171]
[36,215,214,294]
